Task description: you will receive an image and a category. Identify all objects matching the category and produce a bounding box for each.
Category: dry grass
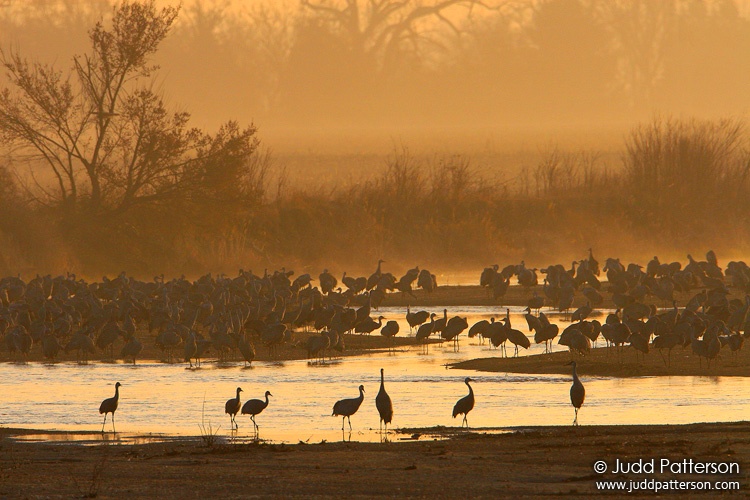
[0,117,749,277]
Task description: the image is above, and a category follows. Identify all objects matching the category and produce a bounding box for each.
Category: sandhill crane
[225,387,243,430]
[468,317,493,344]
[442,316,468,350]
[341,271,358,292]
[505,324,531,357]
[415,313,436,346]
[241,391,272,434]
[156,329,182,363]
[41,333,62,362]
[184,331,198,368]
[367,260,385,290]
[480,265,498,291]
[568,362,585,426]
[307,332,331,362]
[628,331,649,360]
[486,319,508,356]
[319,269,337,295]
[452,377,475,428]
[527,293,544,313]
[380,320,399,350]
[558,329,591,356]
[261,322,287,357]
[524,307,543,334]
[99,382,121,433]
[406,307,429,332]
[65,331,96,364]
[238,333,256,367]
[332,385,365,431]
[376,368,393,433]
[652,333,680,367]
[417,269,436,293]
[432,309,448,335]
[588,248,600,276]
[535,322,559,353]
[572,302,592,322]
[720,333,744,357]
[355,315,384,335]
[582,286,604,307]
[96,321,121,360]
[557,285,575,320]
[493,277,510,302]
[120,335,142,365]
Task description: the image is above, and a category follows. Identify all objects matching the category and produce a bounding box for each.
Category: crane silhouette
[99,382,121,433]
[568,362,585,425]
[332,385,365,431]
[225,387,243,430]
[375,368,393,434]
[241,391,272,435]
[452,377,475,428]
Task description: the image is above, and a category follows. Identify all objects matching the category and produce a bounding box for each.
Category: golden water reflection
[1,306,747,444]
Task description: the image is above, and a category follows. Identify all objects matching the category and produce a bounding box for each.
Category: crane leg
[573,408,579,426]
[101,414,107,433]
[348,416,352,431]
[112,413,116,433]
[658,349,667,368]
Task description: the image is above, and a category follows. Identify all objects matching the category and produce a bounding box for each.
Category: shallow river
[1,306,748,444]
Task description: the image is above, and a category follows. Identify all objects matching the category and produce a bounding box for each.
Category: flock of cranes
[4,249,750,441]
[2,250,747,370]
[479,250,750,367]
[98,365,586,436]
[0,262,439,366]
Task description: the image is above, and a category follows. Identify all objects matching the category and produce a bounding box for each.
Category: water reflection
[0,306,747,444]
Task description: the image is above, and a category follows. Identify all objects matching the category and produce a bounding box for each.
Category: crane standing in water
[452,377,475,428]
[99,382,121,433]
[225,387,243,430]
[569,362,585,425]
[333,385,365,431]
[376,368,393,434]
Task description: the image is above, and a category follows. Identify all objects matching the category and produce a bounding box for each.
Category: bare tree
[301,0,499,72]
[594,0,677,109]
[0,0,257,216]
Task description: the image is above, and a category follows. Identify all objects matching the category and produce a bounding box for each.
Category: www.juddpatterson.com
[592,459,741,493]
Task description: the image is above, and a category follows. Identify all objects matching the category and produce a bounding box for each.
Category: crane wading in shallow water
[569,361,585,426]
[99,382,121,433]
[241,390,272,434]
[333,384,365,431]
[452,377,475,428]
[225,387,243,430]
[376,368,393,433]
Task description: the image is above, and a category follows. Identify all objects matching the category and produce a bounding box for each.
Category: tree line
[0,1,748,277]
[1,0,749,130]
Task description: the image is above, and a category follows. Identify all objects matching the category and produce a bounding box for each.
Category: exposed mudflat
[1,424,747,498]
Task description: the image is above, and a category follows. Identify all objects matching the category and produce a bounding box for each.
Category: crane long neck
[466,380,473,396]
[264,394,270,408]
[358,387,365,400]
[114,385,120,400]
[572,365,579,382]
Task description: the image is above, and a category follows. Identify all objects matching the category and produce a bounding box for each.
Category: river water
[1,306,747,444]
